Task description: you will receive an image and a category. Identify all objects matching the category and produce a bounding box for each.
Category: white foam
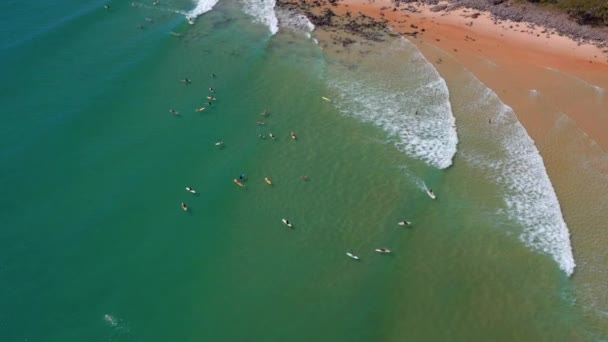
[240,0,279,35]
[461,83,575,276]
[185,0,220,22]
[276,9,315,38]
[327,38,458,169]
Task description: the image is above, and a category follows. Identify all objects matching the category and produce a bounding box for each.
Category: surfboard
[346,252,359,260]
[234,179,244,187]
[265,177,272,185]
[321,96,332,102]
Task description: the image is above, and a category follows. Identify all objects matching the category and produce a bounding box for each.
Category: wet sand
[279,0,608,330]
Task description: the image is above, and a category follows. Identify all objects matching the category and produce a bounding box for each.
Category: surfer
[256,121,265,126]
[269,133,276,140]
[103,5,111,10]
[215,140,223,147]
[398,221,411,226]
[169,109,179,116]
[375,248,391,253]
[282,218,293,228]
[104,314,117,326]
[186,187,196,194]
[153,1,159,5]
[209,87,215,93]
[180,78,191,84]
[195,107,206,112]
[290,131,297,140]
[206,96,216,101]
[258,133,265,139]
[211,73,216,78]
[181,202,188,211]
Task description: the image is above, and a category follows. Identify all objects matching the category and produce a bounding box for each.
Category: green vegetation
[525,0,608,26]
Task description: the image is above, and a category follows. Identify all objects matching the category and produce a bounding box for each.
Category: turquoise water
[0,0,605,340]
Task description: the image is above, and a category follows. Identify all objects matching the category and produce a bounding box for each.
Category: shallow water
[0,0,605,340]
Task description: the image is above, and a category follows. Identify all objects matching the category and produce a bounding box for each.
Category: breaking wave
[276,9,315,38]
[326,37,458,169]
[241,0,279,35]
[185,0,220,22]
[458,77,575,276]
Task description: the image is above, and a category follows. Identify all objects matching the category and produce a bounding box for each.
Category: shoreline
[277,0,608,322]
[278,0,608,150]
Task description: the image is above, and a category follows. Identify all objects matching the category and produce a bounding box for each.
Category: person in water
[211,73,216,78]
[238,174,247,181]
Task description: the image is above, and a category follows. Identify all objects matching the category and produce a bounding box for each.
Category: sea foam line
[460,80,575,276]
[241,0,279,35]
[327,38,458,169]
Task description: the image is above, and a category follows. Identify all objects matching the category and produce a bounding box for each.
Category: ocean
[0,0,605,340]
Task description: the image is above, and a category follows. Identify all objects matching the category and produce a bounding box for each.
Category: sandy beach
[279,0,608,326]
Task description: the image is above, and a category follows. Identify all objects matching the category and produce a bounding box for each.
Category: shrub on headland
[558,0,608,26]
